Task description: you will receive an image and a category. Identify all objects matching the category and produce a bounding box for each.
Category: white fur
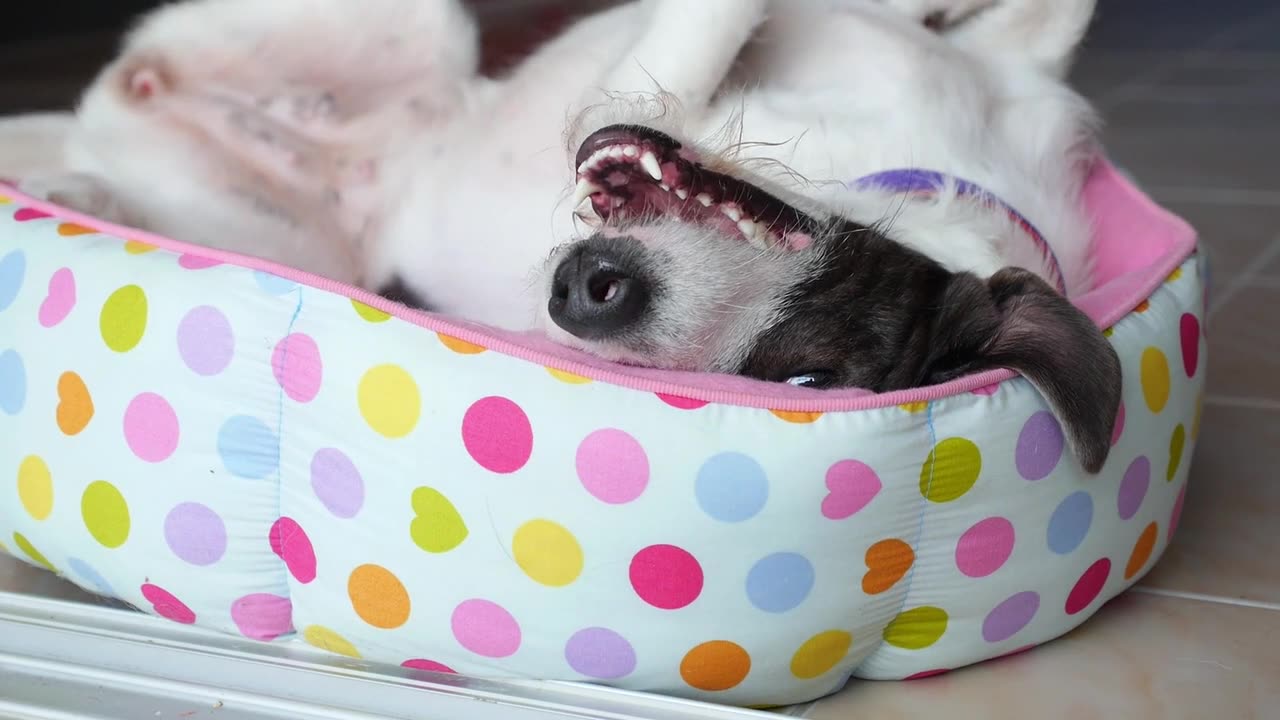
[0,0,1099,353]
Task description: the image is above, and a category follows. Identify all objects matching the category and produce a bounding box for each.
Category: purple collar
[852,169,1066,294]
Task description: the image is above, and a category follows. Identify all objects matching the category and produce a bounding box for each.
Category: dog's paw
[20,173,127,222]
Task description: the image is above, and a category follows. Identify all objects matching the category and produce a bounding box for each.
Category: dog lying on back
[0,0,1119,471]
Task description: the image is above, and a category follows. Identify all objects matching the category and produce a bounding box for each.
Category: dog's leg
[600,0,769,112]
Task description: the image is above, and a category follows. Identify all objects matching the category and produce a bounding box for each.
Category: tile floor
[2,1,1279,718]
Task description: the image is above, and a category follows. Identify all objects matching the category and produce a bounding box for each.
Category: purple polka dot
[163,502,227,566]
[177,306,234,376]
[564,627,637,679]
[310,448,364,519]
[1016,411,1064,481]
[1117,456,1151,520]
[230,593,294,641]
[982,591,1040,643]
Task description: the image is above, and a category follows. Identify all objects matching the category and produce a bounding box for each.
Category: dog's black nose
[548,244,649,339]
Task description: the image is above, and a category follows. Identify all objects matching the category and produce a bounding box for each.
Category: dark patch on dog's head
[739,224,1121,473]
[377,275,431,311]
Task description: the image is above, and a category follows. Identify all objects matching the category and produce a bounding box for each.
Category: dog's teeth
[738,219,768,249]
[622,145,639,158]
[572,178,604,205]
[608,146,625,158]
[722,205,742,222]
[697,193,713,206]
[574,197,601,225]
[659,183,671,192]
[612,196,625,208]
[675,188,688,200]
[640,152,662,181]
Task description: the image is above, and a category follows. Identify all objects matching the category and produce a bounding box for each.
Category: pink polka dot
[1111,402,1126,447]
[576,429,649,504]
[140,583,196,624]
[402,658,456,674]
[269,517,317,584]
[1169,484,1187,541]
[1065,558,1111,615]
[230,593,294,641]
[123,392,180,463]
[178,254,222,270]
[1180,313,1200,377]
[272,333,323,403]
[451,599,521,658]
[629,544,703,610]
[656,393,708,410]
[822,460,881,520]
[905,669,950,680]
[955,517,1016,578]
[970,383,1001,397]
[462,396,533,474]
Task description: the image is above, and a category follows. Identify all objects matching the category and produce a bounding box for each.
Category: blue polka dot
[0,250,24,312]
[0,349,26,415]
[66,556,116,597]
[745,552,814,613]
[696,452,769,522]
[217,415,281,479]
[1047,490,1093,555]
[254,271,298,295]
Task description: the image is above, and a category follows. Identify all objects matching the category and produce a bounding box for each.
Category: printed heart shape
[862,538,915,594]
[38,268,76,328]
[822,460,882,520]
[56,223,97,236]
[56,371,94,435]
[410,486,468,553]
[13,208,51,222]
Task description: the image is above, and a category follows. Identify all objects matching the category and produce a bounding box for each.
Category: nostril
[587,271,627,304]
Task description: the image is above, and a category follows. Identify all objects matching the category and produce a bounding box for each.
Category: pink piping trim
[0,163,1197,413]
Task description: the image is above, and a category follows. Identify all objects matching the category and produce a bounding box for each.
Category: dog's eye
[785,371,834,389]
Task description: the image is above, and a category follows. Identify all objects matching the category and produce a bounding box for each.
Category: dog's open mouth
[572,125,818,250]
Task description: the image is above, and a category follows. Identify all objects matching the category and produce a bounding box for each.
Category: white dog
[0,0,1119,471]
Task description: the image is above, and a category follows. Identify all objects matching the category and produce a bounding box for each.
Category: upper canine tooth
[639,152,662,181]
[697,193,713,206]
[572,178,604,205]
[675,188,688,200]
[722,206,742,222]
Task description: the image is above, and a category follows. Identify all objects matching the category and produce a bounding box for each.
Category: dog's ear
[922,267,1121,474]
[949,0,1097,78]
[0,113,77,183]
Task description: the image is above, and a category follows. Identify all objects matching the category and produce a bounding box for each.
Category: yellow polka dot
[0,195,10,204]
[12,532,56,572]
[512,519,584,587]
[437,333,486,354]
[790,630,853,680]
[303,625,361,658]
[770,409,823,424]
[1140,347,1171,413]
[919,438,981,503]
[351,299,391,323]
[1167,424,1186,482]
[123,241,156,254]
[81,480,130,548]
[898,401,928,414]
[18,455,53,521]
[1191,391,1203,440]
[1103,327,1114,337]
[99,285,148,353]
[546,367,592,384]
[883,606,948,650]
[348,564,411,629]
[680,641,751,692]
[410,486,469,553]
[358,364,421,438]
[1166,267,1183,283]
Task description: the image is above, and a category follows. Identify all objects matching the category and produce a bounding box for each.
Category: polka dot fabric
[0,177,1205,708]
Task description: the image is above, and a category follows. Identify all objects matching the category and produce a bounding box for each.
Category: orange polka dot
[680,640,751,691]
[437,333,486,354]
[1125,522,1159,580]
[56,223,96,236]
[347,564,411,629]
[1134,299,1150,313]
[770,409,823,424]
[862,538,914,595]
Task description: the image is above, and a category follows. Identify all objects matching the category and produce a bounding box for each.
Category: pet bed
[0,160,1203,707]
